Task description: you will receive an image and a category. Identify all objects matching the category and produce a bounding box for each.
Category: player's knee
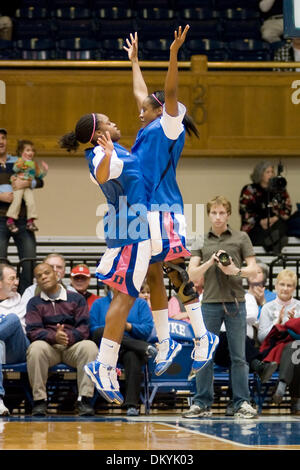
[163,262,198,304]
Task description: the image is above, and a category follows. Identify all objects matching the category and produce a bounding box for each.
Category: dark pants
[214,332,259,369]
[0,216,36,294]
[248,218,288,253]
[279,341,300,398]
[214,332,260,399]
[92,327,148,408]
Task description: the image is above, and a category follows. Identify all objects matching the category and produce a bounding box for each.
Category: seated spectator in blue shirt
[90,286,156,416]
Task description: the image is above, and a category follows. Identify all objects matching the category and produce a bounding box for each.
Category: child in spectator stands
[139,280,151,308]
[6,139,48,233]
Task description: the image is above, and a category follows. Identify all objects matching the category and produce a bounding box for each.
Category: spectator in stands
[247,261,276,321]
[239,160,292,253]
[258,269,300,414]
[21,252,76,306]
[258,269,300,342]
[213,262,277,415]
[25,262,98,416]
[89,286,156,416]
[182,196,258,419]
[0,3,20,41]
[6,139,48,234]
[273,38,300,71]
[0,15,12,41]
[139,281,151,308]
[0,128,45,294]
[0,3,20,40]
[0,263,29,416]
[70,263,100,310]
[259,0,283,43]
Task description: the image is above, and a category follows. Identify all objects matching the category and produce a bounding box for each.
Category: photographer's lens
[218,252,231,266]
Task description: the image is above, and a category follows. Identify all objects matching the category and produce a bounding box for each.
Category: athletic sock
[152,309,170,343]
[184,302,207,338]
[96,337,120,368]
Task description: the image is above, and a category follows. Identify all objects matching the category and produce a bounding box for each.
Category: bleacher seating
[50,7,92,20]
[227,39,271,61]
[0,40,18,60]
[140,39,173,61]
[100,38,128,60]
[2,235,300,414]
[13,18,53,40]
[221,10,262,41]
[56,38,101,60]
[3,235,300,297]
[15,38,56,60]
[8,0,283,62]
[15,6,49,19]
[183,39,228,62]
[4,236,107,296]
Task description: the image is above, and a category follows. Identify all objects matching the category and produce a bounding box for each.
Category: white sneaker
[84,360,124,405]
[154,338,182,376]
[0,398,9,416]
[234,401,257,419]
[188,332,219,380]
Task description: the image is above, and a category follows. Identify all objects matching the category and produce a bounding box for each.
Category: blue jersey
[131,116,185,214]
[85,142,149,248]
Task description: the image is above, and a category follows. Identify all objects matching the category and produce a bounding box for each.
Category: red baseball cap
[70,265,90,277]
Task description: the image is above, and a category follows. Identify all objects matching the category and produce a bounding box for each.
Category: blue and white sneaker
[154,338,182,376]
[84,360,124,405]
[188,331,219,380]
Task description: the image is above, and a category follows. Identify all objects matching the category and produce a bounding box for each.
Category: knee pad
[163,261,199,304]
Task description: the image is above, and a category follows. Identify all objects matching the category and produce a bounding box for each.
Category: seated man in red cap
[70,264,100,310]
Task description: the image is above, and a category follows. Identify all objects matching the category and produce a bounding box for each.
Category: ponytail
[59,131,79,152]
[183,114,199,138]
[149,91,199,139]
[59,113,98,152]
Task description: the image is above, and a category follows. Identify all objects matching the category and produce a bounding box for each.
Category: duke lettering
[113,275,124,285]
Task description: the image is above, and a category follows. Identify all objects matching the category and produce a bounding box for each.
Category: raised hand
[170,25,190,53]
[123,32,138,62]
[41,161,49,172]
[97,131,114,155]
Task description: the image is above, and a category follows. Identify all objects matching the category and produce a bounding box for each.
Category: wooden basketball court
[1,414,299,452]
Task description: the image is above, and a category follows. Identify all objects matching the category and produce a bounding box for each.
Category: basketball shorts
[148,211,190,264]
[95,239,151,298]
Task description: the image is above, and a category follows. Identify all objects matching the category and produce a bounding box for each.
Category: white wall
[34,155,300,238]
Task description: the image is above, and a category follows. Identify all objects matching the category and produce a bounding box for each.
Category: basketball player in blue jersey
[124,26,219,378]
[60,117,152,404]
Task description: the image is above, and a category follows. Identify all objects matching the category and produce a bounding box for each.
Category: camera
[268,161,287,193]
[215,251,231,266]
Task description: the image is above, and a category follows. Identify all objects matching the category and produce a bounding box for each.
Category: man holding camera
[183,196,258,419]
